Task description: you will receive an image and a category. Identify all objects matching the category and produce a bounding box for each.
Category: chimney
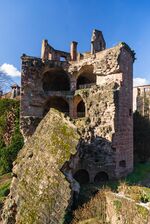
[70,41,78,61]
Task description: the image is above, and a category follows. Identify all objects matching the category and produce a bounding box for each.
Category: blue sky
[0,0,150,87]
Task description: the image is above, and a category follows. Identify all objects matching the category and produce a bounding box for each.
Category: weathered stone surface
[133,85,150,119]
[2,109,79,224]
[20,30,134,181]
[72,83,117,181]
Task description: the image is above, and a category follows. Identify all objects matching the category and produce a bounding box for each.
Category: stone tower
[133,85,150,119]
[20,29,135,182]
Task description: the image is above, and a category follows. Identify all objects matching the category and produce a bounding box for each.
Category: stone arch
[42,68,70,91]
[73,169,90,185]
[73,95,86,118]
[43,96,69,116]
[119,160,126,168]
[77,65,96,89]
[94,171,109,183]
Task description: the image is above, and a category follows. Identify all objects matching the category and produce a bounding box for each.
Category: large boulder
[2,109,79,224]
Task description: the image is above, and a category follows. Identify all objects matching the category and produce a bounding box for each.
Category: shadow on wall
[43,96,69,116]
[62,134,116,224]
[134,111,150,163]
[42,69,70,91]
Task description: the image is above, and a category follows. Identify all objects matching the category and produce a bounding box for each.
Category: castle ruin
[20,29,135,182]
[133,85,150,119]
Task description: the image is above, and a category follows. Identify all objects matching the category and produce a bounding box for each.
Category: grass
[0,173,12,203]
[77,162,150,212]
[125,162,150,184]
[106,162,150,191]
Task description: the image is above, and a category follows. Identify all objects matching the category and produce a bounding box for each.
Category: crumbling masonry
[20,29,135,181]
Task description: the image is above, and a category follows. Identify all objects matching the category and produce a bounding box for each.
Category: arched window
[76,65,96,89]
[119,160,126,168]
[73,169,90,185]
[77,100,85,118]
[43,97,69,116]
[77,72,96,89]
[43,69,70,91]
[94,172,109,183]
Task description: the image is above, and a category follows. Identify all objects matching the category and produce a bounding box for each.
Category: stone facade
[20,29,135,180]
[133,85,150,119]
[0,84,20,100]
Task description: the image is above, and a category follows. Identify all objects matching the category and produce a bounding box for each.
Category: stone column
[16,86,20,96]
[70,41,78,61]
[41,40,49,60]
[69,98,75,118]
[91,41,94,54]
[70,76,77,91]
[11,87,16,98]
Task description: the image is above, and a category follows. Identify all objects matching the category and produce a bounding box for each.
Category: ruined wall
[133,85,150,119]
[69,44,134,179]
[72,83,117,182]
[20,32,134,180]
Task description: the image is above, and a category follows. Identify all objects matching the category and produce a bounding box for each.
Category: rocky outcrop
[2,109,80,224]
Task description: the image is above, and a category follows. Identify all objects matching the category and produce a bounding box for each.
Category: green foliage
[0,173,12,203]
[133,111,150,162]
[126,162,150,184]
[0,99,24,175]
[136,205,149,220]
[113,200,122,213]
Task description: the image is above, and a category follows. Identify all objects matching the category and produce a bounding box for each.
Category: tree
[0,72,15,94]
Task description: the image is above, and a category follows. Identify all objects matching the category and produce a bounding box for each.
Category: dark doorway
[94,172,109,183]
[77,100,85,117]
[43,69,70,91]
[73,169,89,185]
[119,160,126,168]
[77,72,96,89]
[43,97,69,116]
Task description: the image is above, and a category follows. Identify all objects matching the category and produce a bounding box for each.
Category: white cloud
[0,63,21,77]
[133,77,149,87]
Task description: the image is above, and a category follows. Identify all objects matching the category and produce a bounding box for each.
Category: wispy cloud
[133,77,149,87]
[0,63,21,77]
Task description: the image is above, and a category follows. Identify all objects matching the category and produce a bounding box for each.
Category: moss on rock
[2,109,79,224]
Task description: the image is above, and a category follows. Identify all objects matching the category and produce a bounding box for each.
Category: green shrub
[0,173,12,203]
[0,99,24,175]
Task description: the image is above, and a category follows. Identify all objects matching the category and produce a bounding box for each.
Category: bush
[0,99,24,175]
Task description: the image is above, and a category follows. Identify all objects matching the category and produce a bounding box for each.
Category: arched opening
[77,100,85,117]
[94,172,109,183]
[73,169,89,185]
[43,69,70,91]
[119,160,126,168]
[77,67,96,89]
[43,97,69,116]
